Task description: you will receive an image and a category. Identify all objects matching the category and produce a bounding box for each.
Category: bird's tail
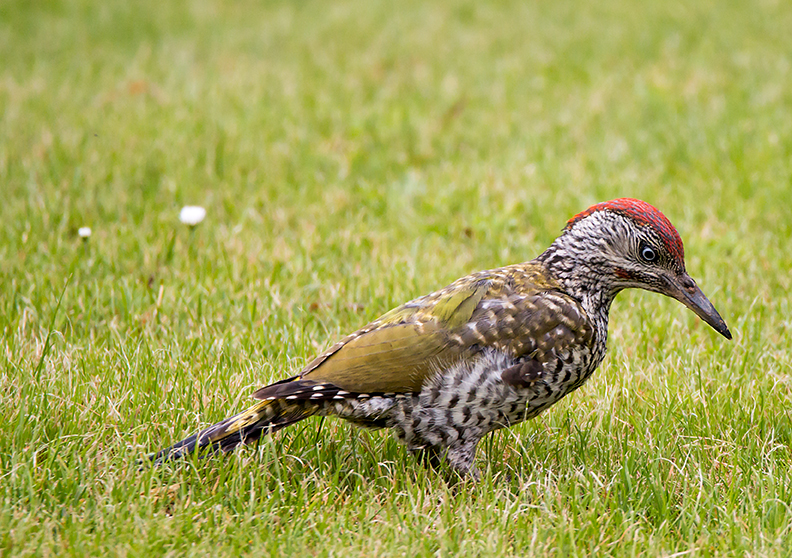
[150,398,316,464]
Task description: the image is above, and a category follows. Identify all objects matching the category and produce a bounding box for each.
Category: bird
[151,198,731,478]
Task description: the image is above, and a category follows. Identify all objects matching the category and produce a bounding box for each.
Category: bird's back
[255,261,601,403]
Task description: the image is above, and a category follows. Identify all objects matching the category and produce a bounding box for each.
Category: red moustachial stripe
[566,198,685,263]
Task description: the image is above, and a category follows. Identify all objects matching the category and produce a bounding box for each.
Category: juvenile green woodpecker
[152,198,731,477]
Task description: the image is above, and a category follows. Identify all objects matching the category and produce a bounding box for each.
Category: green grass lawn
[2,0,792,555]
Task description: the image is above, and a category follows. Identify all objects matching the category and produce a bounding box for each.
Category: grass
[2,0,792,555]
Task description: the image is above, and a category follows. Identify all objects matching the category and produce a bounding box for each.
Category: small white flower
[179,206,206,226]
[78,227,92,239]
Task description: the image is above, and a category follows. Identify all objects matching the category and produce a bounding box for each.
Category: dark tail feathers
[149,399,315,465]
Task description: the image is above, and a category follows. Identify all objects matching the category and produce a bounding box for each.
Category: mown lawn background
[2,0,792,555]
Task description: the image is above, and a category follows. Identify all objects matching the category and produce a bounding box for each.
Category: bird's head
[555,198,731,339]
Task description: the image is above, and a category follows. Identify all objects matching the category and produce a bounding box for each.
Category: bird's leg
[445,439,481,481]
[412,443,481,482]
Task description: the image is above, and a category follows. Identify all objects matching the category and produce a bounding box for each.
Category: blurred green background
[2,0,791,555]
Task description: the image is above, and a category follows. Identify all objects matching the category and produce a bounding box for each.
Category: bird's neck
[536,233,623,345]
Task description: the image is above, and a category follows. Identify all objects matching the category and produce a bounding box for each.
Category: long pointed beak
[667,273,732,339]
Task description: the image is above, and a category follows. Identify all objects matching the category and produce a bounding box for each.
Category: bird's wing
[253,263,594,397]
[285,275,492,394]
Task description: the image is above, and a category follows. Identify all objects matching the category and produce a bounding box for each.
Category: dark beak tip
[707,314,732,340]
[673,274,732,341]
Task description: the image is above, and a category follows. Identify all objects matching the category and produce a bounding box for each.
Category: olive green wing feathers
[290,276,492,394]
[253,263,594,398]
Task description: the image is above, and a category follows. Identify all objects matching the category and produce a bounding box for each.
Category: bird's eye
[640,245,657,263]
